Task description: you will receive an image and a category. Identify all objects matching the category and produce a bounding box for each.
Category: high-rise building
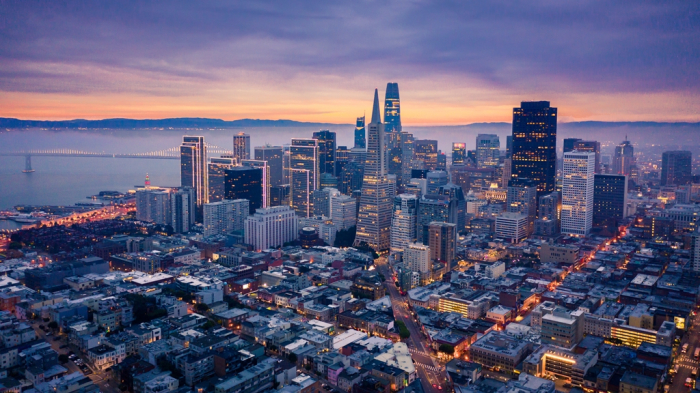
[312,130,337,175]
[511,101,557,197]
[208,157,236,202]
[398,131,415,188]
[404,243,430,274]
[241,159,270,209]
[290,138,319,217]
[224,167,263,213]
[203,199,249,237]
[428,222,456,269]
[254,146,284,186]
[136,188,171,225]
[180,136,208,206]
[612,138,635,176]
[335,145,351,178]
[171,188,194,233]
[495,212,529,243]
[506,178,537,236]
[427,170,449,194]
[353,89,394,252]
[330,194,357,231]
[339,161,364,195]
[476,134,500,169]
[690,227,700,272]
[534,192,559,237]
[593,174,628,228]
[452,143,466,165]
[282,144,291,185]
[565,140,601,173]
[270,184,290,207]
[414,140,439,171]
[232,132,251,161]
[417,195,451,244]
[506,135,513,158]
[354,116,366,149]
[561,151,595,236]
[661,150,692,186]
[390,194,419,254]
[437,183,466,231]
[384,82,401,133]
[245,206,298,251]
[312,187,340,217]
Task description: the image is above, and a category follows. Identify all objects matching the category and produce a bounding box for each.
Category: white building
[245,206,298,251]
[561,151,595,236]
[330,194,357,230]
[495,212,529,243]
[691,227,700,272]
[404,243,430,274]
[391,194,419,254]
[136,188,171,225]
[203,199,249,237]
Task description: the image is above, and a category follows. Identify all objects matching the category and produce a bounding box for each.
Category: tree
[201,320,217,330]
[195,303,210,313]
[48,321,59,330]
[58,354,69,364]
[396,320,411,339]
[288,353,298,363]
[439,344,455,355]
[334,226,356,248]
[355,241,379,259]
[8,242,22,250]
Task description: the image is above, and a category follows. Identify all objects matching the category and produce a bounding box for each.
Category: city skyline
[1,2,699,124]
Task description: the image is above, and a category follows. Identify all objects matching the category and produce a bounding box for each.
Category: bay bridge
[0,145,234,171]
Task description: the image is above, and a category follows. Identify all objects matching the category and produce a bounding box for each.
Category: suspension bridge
[0,145,234,171]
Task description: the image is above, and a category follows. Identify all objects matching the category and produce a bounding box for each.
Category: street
[670,311,700,392]
[375,257,447,393]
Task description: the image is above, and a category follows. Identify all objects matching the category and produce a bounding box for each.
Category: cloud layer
[1,1,698,123]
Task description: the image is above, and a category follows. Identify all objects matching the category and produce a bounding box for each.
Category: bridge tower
[22,155,35,173]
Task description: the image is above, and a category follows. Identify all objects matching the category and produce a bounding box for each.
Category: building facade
[561,151,595,236]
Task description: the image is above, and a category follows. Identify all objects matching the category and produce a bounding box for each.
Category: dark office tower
[233,132,251,161]
[171,188,194,234]
[180,136,208,207]
[437,151,447,171]
[452,143,466,165]
[414,140,439,170]
[661,151,692,186]
[208,157,236,202]
[282,144,291,184]
[312,130,337,175]
[570,140,601,173]
[224,167,263,213]
[563,138,581,153]
[506,135,513,158]
[428,222,457,269]
[411,169,429,179]
[384,82,402,133]
[335,146,350,177]
[593,174,627,228]
[437,183,466,231]
[241,159,270,208]
[507,178,537,236]
[290,138,319,217]
[354,116,366,149]
[511,101,557,197]
[339,161,364,195]
[534,192,559,237]
[612,138,635,176]
[254,146,284,186]
[354,89,394,252]
[270,184,290,207]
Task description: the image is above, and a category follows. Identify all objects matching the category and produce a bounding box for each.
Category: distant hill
[0,117,350,129]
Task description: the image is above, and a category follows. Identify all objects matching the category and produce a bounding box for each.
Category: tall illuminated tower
[354,116,366,149]
[312,130,337,175]
[561,151,595,236]
[384,82,402,133]
[354,89,394,252]
[511,101,557,197]
[612,138,635,176]
[233,132,251,161]
[180,136,208,206]
[290,138,319,217]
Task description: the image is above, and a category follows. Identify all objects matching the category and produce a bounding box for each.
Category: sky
[1,1,699,125]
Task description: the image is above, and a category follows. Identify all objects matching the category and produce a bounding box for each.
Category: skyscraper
[437,183,466,231]
[312,130,337,175]
[414,140,439,170]
[245,206,298,251]
[203,199,249,237]
[417,195,451,244]
[289,139,319,217]
[476,134,500,168]
[404,243,431,275]
[330,194,357,231]
[335,145,351,178]
[208,157,236,202]
[593,174,628,228]
[353,89,394,252]
[254,146,284,186]
[136,188,171,225]
[180,136,208,206]
[354,116,366,149]
[241,159,270,209]
[426,170,448,194]
[511,101,557,197]
[690,227,700,272]
[565,140,601,173]
[534,192,559,237]
[224,166,263,213]
[233,132,251,161]
[390,194,419,255]
[428,222,457,269]
[384,82,401,133]
[612,138,635,176]
[171,188,193,233]
[561,151,595,236]
[661,150,692,186]
[452,143,466,165]
[563,138,581,153]
[506,178,537,236]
